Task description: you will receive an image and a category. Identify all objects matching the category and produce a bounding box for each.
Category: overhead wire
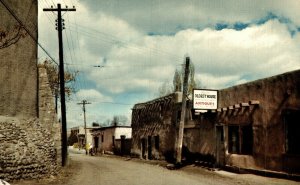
[0,0,59,65]
[68,23,184,64]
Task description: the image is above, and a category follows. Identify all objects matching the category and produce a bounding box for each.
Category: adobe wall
[0,0,38,118]
[101,127,115,152]
[218,70,300,171]
[183,110,216,162]
[131,93,179,161]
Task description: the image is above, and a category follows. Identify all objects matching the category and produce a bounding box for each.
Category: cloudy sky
[38,0,300,128]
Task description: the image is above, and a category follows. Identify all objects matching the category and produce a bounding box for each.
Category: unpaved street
[11,151,300,185]
[61,152,299,185]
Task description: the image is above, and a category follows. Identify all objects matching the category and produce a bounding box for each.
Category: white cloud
[81,19,300,94]
[76,89,112,102]
[79,0,300,33]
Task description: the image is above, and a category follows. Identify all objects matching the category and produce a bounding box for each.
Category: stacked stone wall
[0,117,58,181]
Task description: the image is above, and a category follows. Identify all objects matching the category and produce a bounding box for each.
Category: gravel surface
[11,152,300,185]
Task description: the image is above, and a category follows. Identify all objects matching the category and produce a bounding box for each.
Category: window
[284,110,300,155]
[228,125,253,155]
[228,126,239,153]
[154,135,159,150]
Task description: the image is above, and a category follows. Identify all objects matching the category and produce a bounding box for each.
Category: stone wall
[38,67,61,167]
[0,68,61,181]
[0,117,58,181]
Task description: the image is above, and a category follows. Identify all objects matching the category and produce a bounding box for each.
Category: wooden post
[175,57,190,164]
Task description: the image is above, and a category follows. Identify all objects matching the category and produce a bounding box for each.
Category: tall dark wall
[0,0,38,118]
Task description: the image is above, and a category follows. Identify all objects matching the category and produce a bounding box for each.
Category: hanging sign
[193,89,218,110]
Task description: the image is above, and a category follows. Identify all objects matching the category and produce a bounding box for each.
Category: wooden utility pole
[43,4,76,167]
[176,56,190,164]
[77,100,91,155]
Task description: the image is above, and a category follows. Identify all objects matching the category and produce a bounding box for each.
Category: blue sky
[38,0,300,128]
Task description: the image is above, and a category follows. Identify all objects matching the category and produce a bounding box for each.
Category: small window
[154,135,159,150]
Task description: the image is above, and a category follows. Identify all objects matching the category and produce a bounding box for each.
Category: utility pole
[43,4,76,167]
[77,100,91,155]
[176,56,190,164]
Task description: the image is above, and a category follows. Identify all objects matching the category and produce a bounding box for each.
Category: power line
[67,23,183,63]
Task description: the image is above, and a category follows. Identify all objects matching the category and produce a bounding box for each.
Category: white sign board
[193,89,218,110]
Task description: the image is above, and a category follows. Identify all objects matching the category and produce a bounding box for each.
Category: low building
[131,93,182,161]
[68,126,94,149]
[91,126,132,155]
[131,69,300,174]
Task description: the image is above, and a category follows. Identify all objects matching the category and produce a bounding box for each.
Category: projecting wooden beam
[240,102,250,107]
[217,108,222,112]
[234,104,241,109]
[249,100,260,105]
[222,107,228,111]
[228,106,234,110]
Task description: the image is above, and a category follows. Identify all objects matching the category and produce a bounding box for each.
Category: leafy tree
[158,61,202,97]
[173,69,182,92]
[158,81,173,97]
[38,59,78,98]
[111,115,129,126]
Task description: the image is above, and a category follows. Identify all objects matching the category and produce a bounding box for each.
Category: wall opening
[284,110,300,155]
[228,124,253,155]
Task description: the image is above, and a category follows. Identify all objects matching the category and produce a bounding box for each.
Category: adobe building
[131,69,300,175]
[68,126,95,149]
[131,93,182,161]
[214,69,300,174]
[0,0,61,181]
[91,126,132,155]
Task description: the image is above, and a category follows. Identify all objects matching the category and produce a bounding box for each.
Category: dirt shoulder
[11,158,81,185]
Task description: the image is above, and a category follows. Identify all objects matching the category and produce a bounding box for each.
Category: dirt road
[11,152,300,185]
[62,153,299,185]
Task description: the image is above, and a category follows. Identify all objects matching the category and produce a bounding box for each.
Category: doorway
[216,126,225,167]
